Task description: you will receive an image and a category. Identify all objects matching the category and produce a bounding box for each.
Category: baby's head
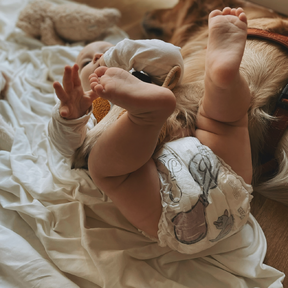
[76,41,114,91]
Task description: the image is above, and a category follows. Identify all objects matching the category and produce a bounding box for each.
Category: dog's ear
[248,18,288,36]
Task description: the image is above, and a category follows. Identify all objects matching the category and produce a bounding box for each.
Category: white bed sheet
[0,0,285,287]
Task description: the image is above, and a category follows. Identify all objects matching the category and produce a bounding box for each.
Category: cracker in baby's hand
[92,98,111,123]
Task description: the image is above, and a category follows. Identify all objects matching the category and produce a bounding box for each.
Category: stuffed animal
[16,0,121,46]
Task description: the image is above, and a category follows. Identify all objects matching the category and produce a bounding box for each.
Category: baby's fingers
[59,105,70,118]
[53,81,68,102]
[63,66,73,92]
[72,64,81,87]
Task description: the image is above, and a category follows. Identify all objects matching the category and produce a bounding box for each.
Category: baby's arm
[48,102,94,158]
[48,64,98,158]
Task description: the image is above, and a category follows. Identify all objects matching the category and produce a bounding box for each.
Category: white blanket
[0,0,285,287]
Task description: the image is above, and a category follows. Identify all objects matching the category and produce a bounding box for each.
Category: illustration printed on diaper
[157,152,183,203]
[158,144,235,245]
[209,209,234,242]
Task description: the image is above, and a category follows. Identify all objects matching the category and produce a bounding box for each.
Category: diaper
[148,137,253,254]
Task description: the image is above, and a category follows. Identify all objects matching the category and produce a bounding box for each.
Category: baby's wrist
[59,107,92,120]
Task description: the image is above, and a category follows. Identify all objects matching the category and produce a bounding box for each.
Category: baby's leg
[196,8,252,183]
[202,7,250,122]
[88,67,176,237]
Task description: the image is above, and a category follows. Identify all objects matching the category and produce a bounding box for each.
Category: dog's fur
[73,0,288,205]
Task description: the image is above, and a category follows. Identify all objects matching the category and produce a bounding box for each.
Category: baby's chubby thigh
[99,158,163,239]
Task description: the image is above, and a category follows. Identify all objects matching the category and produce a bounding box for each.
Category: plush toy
[16,0,121,46]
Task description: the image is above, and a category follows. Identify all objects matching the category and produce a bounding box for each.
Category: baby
[49,7,253,254]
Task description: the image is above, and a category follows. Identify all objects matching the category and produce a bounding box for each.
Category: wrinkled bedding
[0,0,285,287]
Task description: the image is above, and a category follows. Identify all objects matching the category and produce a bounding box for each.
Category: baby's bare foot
[206,7,247,88]
[90,67,176,125]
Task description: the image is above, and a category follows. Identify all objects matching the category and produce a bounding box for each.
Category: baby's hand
[53,64,98,119]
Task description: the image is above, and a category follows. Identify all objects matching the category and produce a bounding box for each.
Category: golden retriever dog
[73,0,288,206]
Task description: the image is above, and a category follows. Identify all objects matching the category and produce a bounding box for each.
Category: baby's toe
[222,7,232,15]
[238,11,247,24]
[236,7,244,16]
[209,9,222,19]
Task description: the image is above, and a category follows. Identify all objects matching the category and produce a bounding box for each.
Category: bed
[0,0,286,287]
